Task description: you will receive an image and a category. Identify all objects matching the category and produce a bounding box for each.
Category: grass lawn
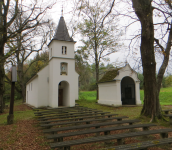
[77,87,172,124]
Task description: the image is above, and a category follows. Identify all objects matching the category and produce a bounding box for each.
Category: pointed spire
[52,17,74,42]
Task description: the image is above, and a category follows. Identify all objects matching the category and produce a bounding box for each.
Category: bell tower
[48,16,78,107]
[48,16,75,59]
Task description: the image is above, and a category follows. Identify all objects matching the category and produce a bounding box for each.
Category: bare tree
[75,0,120,100]
[131,0,171,121]
[81,0,171,121]
[0,0,54,113]
[7,3,56,103]
[113,0,171,121]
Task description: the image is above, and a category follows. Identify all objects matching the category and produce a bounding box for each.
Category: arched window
[60,62,68,75]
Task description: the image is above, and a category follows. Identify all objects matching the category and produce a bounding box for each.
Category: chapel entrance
[121,76,135,105]
[58,89,63,106]
[58,81,69,106]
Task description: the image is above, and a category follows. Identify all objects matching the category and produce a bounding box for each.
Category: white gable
[114,64,140,82]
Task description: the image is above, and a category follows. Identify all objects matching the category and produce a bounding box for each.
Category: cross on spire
[61,5,63,16]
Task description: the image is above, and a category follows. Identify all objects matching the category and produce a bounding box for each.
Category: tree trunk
[95,42,99,100]
[22,83,26,102]
[18,62,26,102]
[156,22,172,95]
[0,0,18,113]
[132,0,161,120]
[0,2,5,113]
[155,22,172,118]
[96,59,99,100]
[16,27,26,102]
[0,48,5,113]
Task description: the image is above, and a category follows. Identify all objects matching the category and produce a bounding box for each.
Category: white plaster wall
[98,82,122,106]
[75,71,79,100]
[49,58,78,107]
[115,64,139,82]
[49,58,54,107]
[135,81,142,105]
[116,80,122,104]
[26,77,38,107]
[49,40,75,60]
[37,65,49,107]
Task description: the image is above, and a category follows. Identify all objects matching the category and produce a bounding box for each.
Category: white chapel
[26,16,79,108]
[98,64,142,106]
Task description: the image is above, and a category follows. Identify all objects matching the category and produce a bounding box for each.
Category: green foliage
[79,91,97,101]
[75,53,95,91]
[3,79,11,102]
[76,1,122,97]
[25,51,49,82]
[138,73,172,89]
[165,75,172,87]
[3,51,49,103]
[78,17,119,61]
[76,59,116,91]
[138,73,144,89]
[140,90,144,103]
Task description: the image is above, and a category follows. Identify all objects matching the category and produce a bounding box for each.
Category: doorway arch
[121,76,135,105]
[58,81,69,106]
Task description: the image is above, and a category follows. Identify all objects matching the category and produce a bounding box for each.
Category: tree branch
[101,0,115,27]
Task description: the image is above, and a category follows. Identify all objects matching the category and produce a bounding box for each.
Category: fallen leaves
[0,104,172,150]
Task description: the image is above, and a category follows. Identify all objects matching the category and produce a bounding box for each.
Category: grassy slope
[0,100,34,125]
[77,87,172,126]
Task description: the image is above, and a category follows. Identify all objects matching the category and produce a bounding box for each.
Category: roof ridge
[98,68,121,83]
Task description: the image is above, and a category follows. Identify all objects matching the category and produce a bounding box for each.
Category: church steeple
[52,17,74,42]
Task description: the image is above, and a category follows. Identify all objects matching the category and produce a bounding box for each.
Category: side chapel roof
[52,16,74,42]
[98,68,122,83]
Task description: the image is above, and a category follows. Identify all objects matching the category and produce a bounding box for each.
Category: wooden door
[123,86,135,105]
[58,89,63,106]
[125,87,132,99]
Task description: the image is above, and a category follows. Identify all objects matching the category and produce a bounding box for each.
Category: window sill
[61,72,67,75]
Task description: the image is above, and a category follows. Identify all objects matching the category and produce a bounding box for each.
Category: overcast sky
[44,0,171,73]
[45,0,138,67]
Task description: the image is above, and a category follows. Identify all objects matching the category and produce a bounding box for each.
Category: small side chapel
[98,64,142,106]
[26,16,79,108]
